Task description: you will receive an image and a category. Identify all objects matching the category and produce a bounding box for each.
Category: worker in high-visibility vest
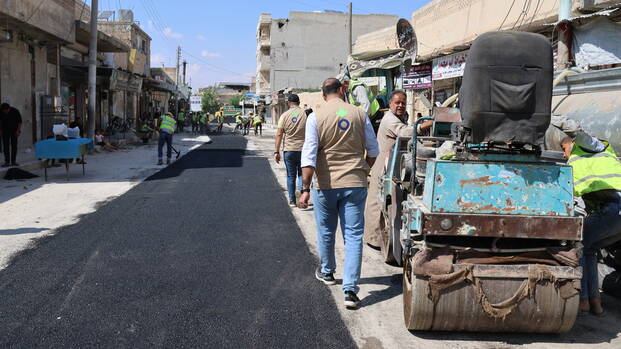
[252,113,263,136]
[552,114,621,316]
[216,111,225,133]
[157,112,177,165]
[234,113,243,134]
[243,112,252,136]
[199,112,208,134]
[177,109,186,133]
[191,112,200,134]
[340,75,380,117]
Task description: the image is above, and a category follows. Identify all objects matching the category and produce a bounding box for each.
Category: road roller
[380,31,583,332]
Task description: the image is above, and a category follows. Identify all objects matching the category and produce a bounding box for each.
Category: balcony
[259,35,270,49]
[258,54,270,72]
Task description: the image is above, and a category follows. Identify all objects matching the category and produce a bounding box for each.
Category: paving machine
[380,32,583,332]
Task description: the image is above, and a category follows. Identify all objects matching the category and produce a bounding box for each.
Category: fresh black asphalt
[0,134,356,348]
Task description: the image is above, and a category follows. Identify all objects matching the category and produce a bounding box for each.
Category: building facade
[0,0,130,153]
[256,11,399,120]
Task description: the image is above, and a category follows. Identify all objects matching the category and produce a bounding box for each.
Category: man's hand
[274,152,281,163]
[299,191,310,208]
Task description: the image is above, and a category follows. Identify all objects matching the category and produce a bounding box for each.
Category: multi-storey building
[256,11,399,120]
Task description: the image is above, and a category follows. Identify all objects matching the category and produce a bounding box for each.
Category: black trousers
[2,131,17,164]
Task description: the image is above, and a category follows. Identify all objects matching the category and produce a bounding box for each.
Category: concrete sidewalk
[0,132,210,269]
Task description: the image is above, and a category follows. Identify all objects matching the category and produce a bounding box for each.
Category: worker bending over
[552,115,621,316]
[157,112,176,165]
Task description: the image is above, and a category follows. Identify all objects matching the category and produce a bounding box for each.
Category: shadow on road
[146,137,248,181]
[360,274,403,307]
[0,228,49,235]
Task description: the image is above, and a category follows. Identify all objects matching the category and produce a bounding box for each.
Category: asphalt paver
[0,134,356,348]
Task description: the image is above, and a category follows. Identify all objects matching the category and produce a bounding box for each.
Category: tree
[228,94,243,107]
[201,86,220,113]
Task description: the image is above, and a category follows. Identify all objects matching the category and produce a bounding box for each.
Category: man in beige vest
[299,78,379,308]
[274,94,307,207]
[364,91,433,249]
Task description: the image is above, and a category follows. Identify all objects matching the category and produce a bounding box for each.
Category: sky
[90,0,428,89]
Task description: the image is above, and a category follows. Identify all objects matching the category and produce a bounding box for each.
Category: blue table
[34,138,94,181]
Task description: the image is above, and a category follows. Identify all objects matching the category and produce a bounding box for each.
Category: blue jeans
[312,187,367,293]
[580,199,621,300]
[283,151,302,202]
[158,132,173,159]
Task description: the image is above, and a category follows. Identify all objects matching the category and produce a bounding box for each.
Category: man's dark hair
[0,103,10,110]
[390,90,407,101]
[322,78,342,97]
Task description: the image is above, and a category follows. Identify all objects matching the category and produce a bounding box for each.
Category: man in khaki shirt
[364,91,433,249]
[299,78,379,308]
[274,94,307,207]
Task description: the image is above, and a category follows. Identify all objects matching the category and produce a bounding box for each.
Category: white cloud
[201,50,221,58]
[196,35,205,41]
[151,53,170,67]
[162,27,183,39]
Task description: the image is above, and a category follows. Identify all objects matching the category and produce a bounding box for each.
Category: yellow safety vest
[253,115,262,125]
[160,115,177,133]
[568,141,621,197]
[178,112,185,121]
[349,79,380,116]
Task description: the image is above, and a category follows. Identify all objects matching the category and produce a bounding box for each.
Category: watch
[274,151,279,154]
[301,189,311,194]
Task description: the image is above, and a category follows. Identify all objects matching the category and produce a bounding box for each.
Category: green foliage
[228,94,244,107]
[201,86,220,113]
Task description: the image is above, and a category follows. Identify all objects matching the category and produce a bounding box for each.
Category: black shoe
[344,291,360,309]
[157,160,163,165]
[315,267,336,285]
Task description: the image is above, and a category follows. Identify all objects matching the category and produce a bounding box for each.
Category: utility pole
[557,0,573,69]
[347,2,353,54]
[87,0,98,139]
[175,46,181,117]
[182,60,187,85]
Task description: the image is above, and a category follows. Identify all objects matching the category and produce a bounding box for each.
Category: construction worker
[191,112,200,134]
[199,112,208,134]
[234,113,243,134]
[157,112,177,165]
[253,113,263,136]
[299,78,379,308]
[552,115,621,316]
[177,109,186,133]
[216,111,225,133]
[243,112,253,136]
[363,91,433,249]
[341,75,380,118]
[274,94,307,207]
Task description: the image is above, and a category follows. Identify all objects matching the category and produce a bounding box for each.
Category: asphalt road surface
[0,134,356,348]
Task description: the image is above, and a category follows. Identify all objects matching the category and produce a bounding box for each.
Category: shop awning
[346,48,412,78]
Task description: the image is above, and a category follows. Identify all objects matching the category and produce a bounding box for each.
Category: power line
[138,0,247,78]
[511,0,530,30]
[498,0,516,30]
[526,0,543,29]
